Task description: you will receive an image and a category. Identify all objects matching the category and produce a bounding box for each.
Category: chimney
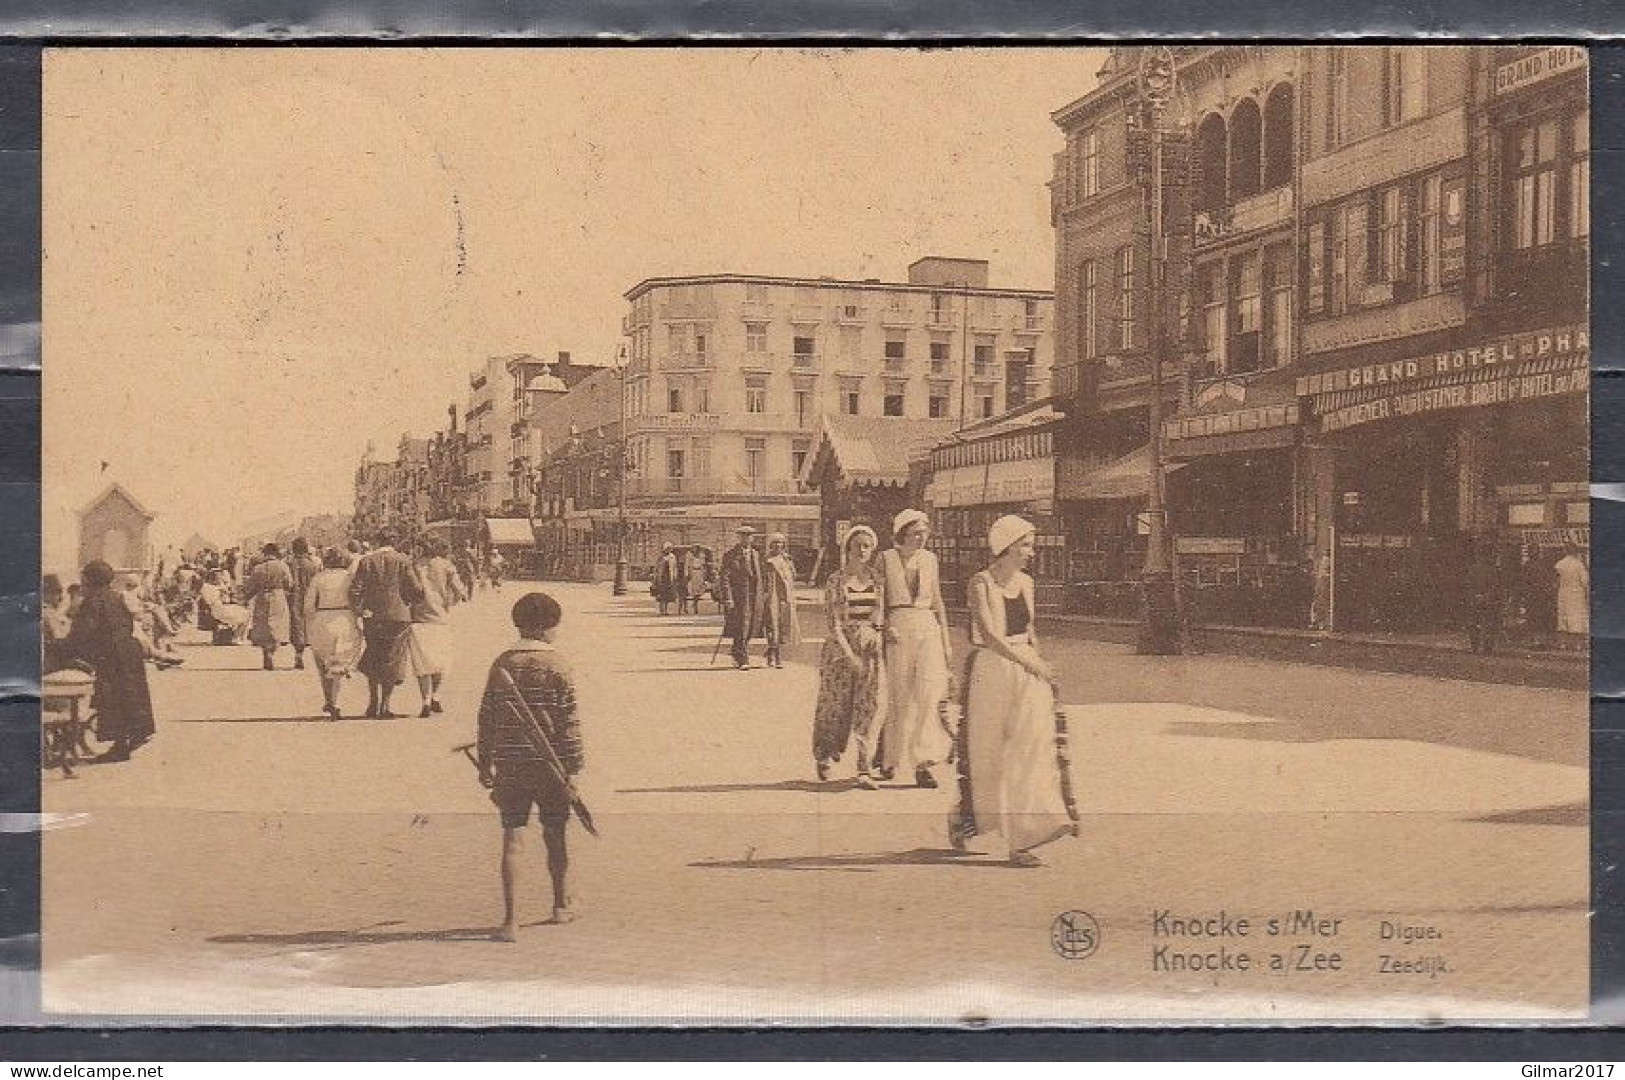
[557,350,571,368]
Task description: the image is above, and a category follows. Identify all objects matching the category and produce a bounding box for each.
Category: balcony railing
[1015,314,1046,335]
[880,305,916,327]
[925,307,960,328]
[659,301,717,322]
[833,305,867,324]
[659,351,712,370]
[1193,184,1294,248]
[791,351,819,369]
[883,356,908,374]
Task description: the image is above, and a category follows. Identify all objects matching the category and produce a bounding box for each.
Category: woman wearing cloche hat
[948,514,1078,865]
[876,507,954,788]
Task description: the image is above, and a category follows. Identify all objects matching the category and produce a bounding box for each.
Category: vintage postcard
[37,45,1590,1023]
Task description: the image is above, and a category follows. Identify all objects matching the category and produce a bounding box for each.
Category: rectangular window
[667,325,687,355]
[746,322,767,353]
[930,293,956,324]
[1005,355,1030,410]
[1264,243,1294,368]
[929,338,951,374]
[1382,48,1421,128]
[695,379,711,414]
[1512,119,1561,249]
[791,438,812,479]
[745,437,766,484]
[1571,112,1590,239]
[1329,210,1348,315]
[1080,128,1100,198]
[973,338,995,378]
[1419,175,1442,294]
[980,394,995,419]
[928,391,948,419]
[883,381,906,417]
[745,374,768,414]
[1376,186,1405,283]
[841,380,861,416]
[794,388,813,427]
[694,332,708,361]
[667,449,685,479]
[744,283,768,305]
[1228,252,1262,374]
[1198,262,1226,374]
[793,334,816,365]
[1327,48,1348,150]
[1080,260,1098,360]
[884,334,907,361]
[1115,245,1137,350]
[691,438,710,478]
[667,385,684,414]
[1345,201,1369,294]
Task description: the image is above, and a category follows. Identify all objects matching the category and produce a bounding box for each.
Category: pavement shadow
[693,847,1015,872]
[620,778,859,794]
[1465,802,1588,827]
[178,715,338,725]
[209,923,501,947]
[616,666,743,675]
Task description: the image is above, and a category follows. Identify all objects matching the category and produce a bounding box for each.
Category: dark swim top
[1004,591,1031,638]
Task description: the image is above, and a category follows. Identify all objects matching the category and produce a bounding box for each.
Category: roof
[79,483,154,522]
[625,273,1052,303]
[805,416,959,490]
[945,398,1063,444]
[483,518,535,546]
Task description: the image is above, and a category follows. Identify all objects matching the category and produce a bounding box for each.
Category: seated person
[121,573,183,668]
[197,570,250,638]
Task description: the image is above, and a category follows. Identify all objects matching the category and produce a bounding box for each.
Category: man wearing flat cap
[720,525,765,669]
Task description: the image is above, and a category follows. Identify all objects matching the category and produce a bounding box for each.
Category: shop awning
[482,518,536,546]
[1056,446,1184,502]
[1163,372,1301,459]
[926,455,1055,508]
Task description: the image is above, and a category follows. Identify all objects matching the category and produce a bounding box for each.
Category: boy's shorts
[491,767,571,829]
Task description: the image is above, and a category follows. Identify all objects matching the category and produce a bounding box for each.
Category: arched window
[1263,83,1295,191]
[1229,98,1263,201]
[1195,113,1228,212]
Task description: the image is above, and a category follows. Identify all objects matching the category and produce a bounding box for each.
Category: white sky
[42,47,1107,565]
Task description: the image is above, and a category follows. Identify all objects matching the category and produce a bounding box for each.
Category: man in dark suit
[349,527,424,717]
[719,525,764,670]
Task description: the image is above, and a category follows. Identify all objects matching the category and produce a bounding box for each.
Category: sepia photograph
[37,44,1589,1022]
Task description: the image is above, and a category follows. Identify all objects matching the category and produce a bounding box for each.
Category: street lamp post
[612,343,630,596]
[1134,45,1184,655]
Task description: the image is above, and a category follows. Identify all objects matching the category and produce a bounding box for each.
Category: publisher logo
[1051,910,1100,960]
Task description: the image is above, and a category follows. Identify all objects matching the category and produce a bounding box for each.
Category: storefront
[924,443,1062,609]
[1297,324,1588,634]
[1054,446,1168,619]
[1162,375,1307,628]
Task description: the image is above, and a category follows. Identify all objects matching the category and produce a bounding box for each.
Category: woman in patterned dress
[810,525,888,787]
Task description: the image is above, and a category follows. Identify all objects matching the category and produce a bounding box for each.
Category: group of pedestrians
[806,509,1077,866]
[648,542,719,617]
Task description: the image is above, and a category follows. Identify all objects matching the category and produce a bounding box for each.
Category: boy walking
[476,592,585,940]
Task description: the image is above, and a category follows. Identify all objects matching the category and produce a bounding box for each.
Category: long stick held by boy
[475,591,588,941]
